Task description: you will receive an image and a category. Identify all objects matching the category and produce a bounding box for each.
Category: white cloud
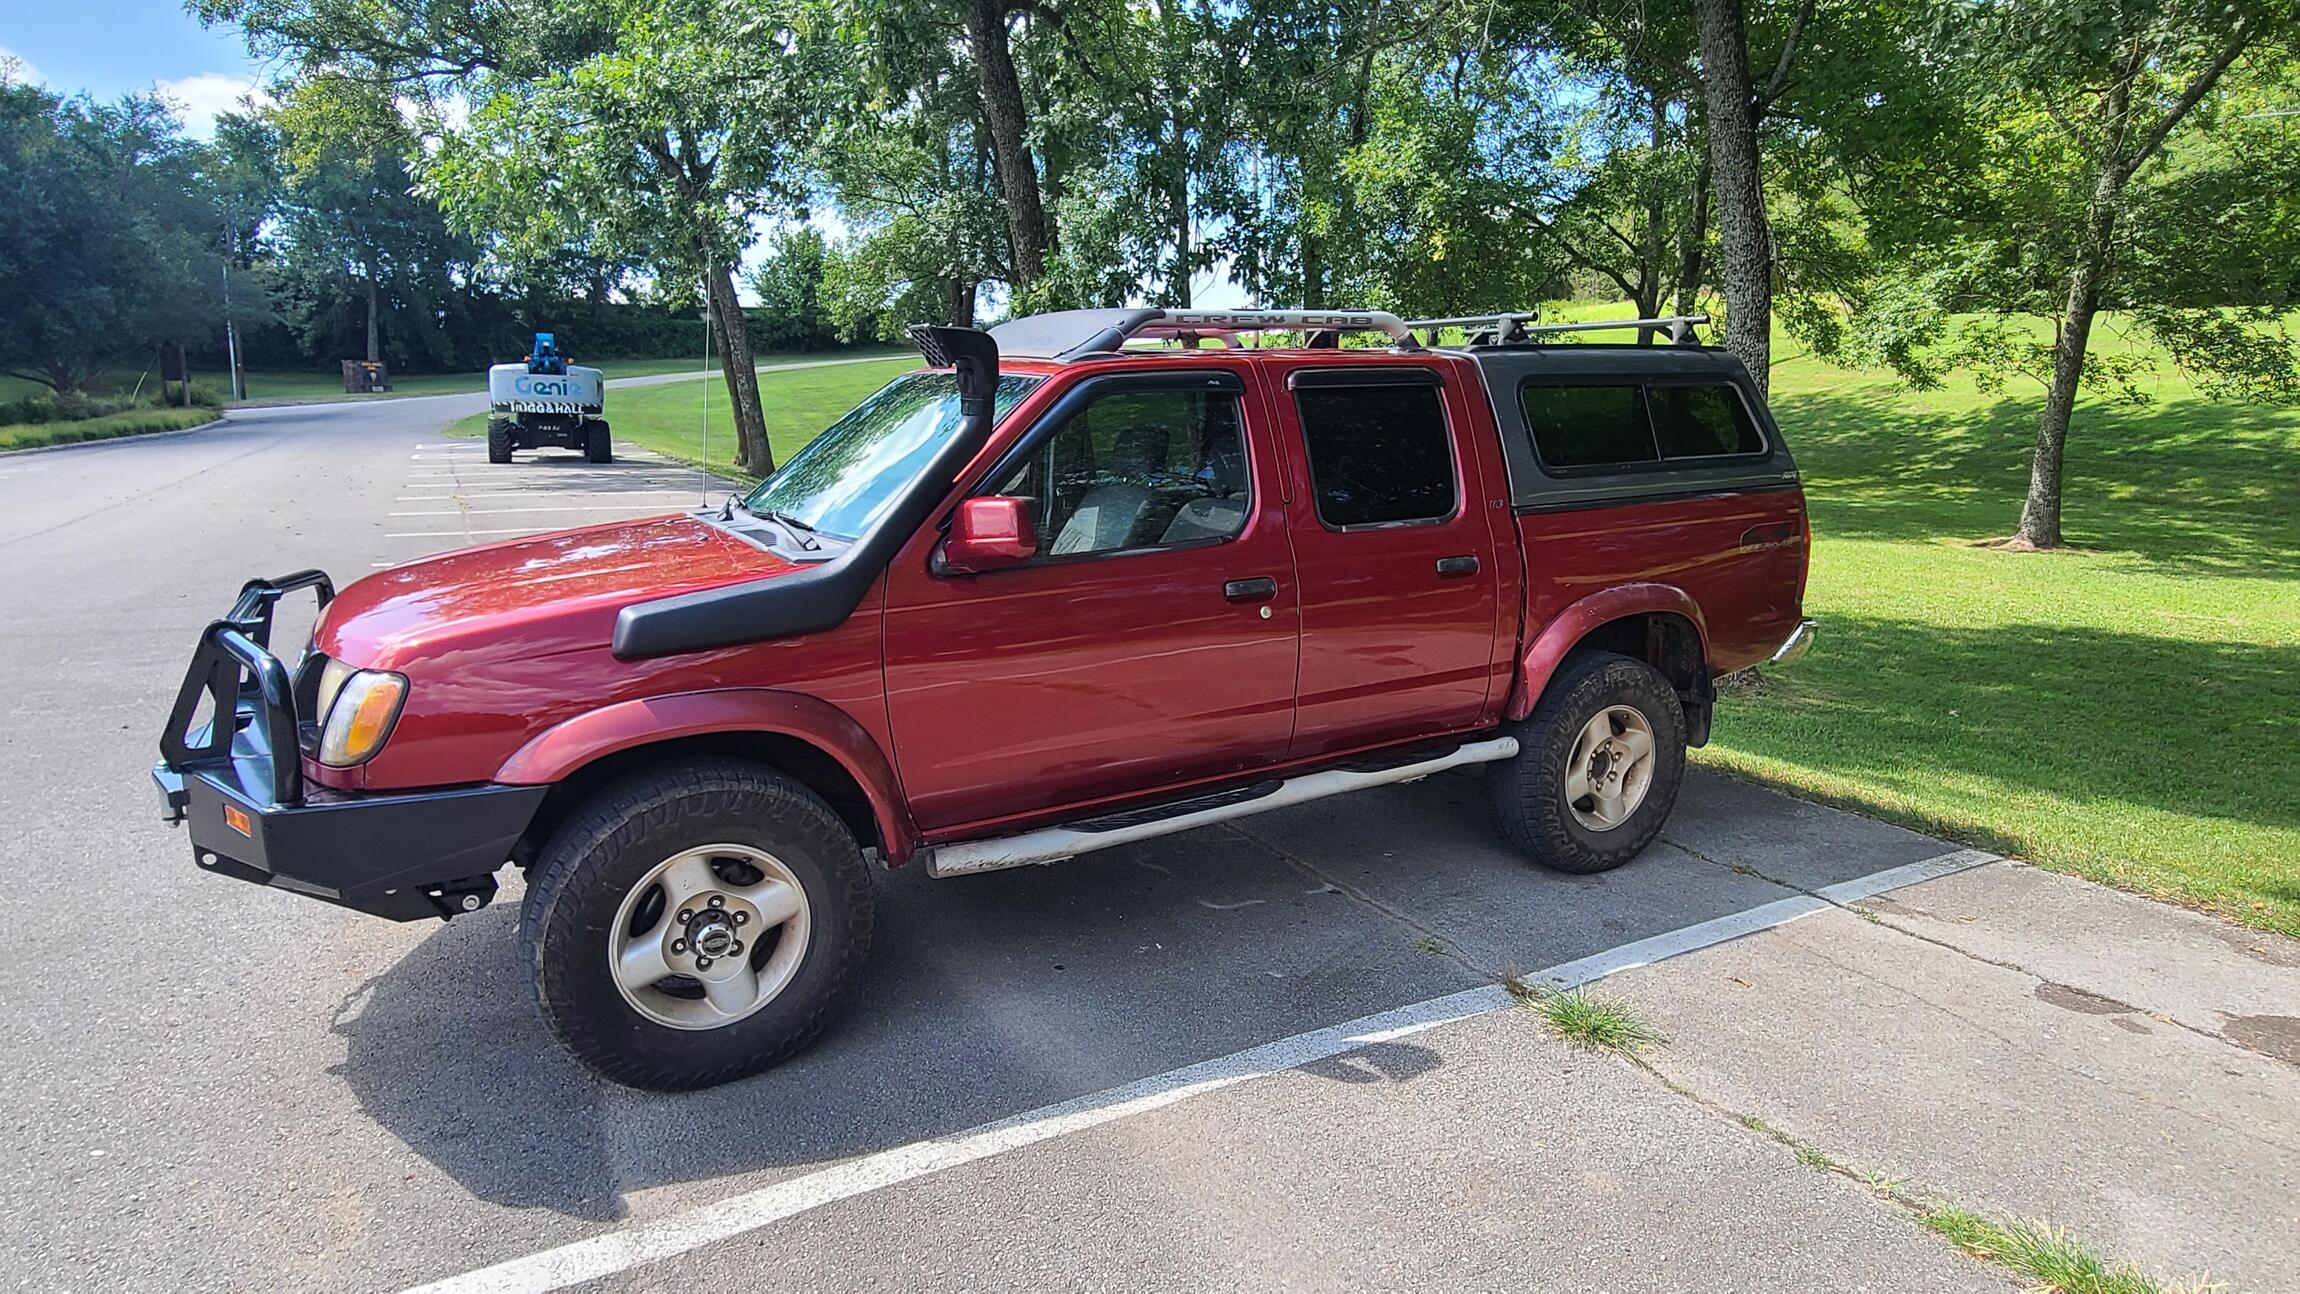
[0,47,41,85]
[154,72,271,138]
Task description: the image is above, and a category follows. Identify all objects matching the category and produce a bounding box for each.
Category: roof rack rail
[988,308,1424,360]
[1148,310,1422,350]
[1407,312,1710,346]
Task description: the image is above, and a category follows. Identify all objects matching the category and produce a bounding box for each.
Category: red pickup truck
[156,307,1813,1090]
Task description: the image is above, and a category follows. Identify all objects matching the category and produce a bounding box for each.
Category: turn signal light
[317,670,407,767]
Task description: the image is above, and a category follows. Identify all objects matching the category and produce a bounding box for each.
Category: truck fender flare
[1504,584,1709,722]
[495,689,918,863]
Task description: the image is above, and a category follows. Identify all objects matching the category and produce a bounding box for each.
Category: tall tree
[204,0,813,473]
[0,80,219,395]
[1839,0,2297,547]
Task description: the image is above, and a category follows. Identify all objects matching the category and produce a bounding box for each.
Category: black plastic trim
[1512,479,1802,515]
[610,327,1002,660]
[1286,366,1444,390]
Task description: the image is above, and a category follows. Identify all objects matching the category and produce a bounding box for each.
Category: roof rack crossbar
[1408,312,1710,345]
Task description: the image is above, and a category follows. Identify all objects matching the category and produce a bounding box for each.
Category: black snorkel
[610,325,1002,660]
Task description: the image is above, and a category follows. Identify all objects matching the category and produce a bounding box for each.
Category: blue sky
[2,0,271,135]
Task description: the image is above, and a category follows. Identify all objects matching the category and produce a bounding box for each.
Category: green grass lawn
[446,357,919,484]
[1702,343,2298,938]
[1,353,888,410]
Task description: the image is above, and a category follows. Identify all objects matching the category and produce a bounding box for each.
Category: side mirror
[939,496,1036,574]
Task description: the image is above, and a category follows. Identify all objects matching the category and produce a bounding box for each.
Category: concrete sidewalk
[1610,849,2300,1291]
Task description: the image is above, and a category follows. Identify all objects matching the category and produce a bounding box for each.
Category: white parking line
[389,505,679,517]
[383,527,563,539]
[400,848,1997,1294]
[396,492,702,502]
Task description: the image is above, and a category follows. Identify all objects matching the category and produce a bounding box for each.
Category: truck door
[1271,363,1506,757]
[882,370,1302,833]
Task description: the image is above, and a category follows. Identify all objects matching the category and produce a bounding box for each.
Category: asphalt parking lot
[3,386,2293,1292]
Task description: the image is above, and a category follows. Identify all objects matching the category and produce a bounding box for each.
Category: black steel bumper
[153,571,546,922]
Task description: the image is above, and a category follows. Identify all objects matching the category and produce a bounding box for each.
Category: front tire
[487,417,514,464]
[585,420,613,464]
[519,760,874,1090]
[1489,651,1688,874]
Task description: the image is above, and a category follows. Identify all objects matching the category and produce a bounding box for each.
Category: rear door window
[1650,384,1766,459]
[1521,384,1659,469]
[1294,383,1458,527]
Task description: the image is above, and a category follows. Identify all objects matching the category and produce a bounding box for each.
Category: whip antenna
[699,290,712,511]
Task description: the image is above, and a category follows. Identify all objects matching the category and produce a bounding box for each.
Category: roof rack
[988,307,1423,360]
[1406,312,1710,346]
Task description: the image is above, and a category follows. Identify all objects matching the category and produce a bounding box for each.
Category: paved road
[1,392,2289,1292]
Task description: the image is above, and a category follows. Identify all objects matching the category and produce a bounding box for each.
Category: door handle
[1435,555,1480,578]
[1223,577,1278,602]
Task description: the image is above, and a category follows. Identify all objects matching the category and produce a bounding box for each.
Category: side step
[925,736,1519,878]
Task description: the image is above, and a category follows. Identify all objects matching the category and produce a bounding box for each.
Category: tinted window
[1651,384,1765,459]
[1295,384,1456,527]
[994,389,1250,557]
[1522,384,1658,468]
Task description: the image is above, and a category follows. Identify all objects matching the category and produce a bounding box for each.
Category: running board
[925,737,1520,878]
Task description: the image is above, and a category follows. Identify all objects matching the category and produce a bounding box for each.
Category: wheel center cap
[689,914,737,959]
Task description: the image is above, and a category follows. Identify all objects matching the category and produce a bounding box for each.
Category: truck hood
[315,514,800,670]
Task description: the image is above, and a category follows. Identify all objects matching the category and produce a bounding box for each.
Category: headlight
[312,657,358,726]
[317,669,407,767]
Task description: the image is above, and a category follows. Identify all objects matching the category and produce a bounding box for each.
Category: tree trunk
[967,0,1048,291]
[1170,128,1193,307]
[947,275,977,328]
[1637,89,1670,344]
[1692,0,1771,395]
[364,273,381,364]
[1676,154,1712,317]
[705,257,775,476]
[2017,166,2128,548]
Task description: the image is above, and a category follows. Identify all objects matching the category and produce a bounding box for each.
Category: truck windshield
[742,371,1042,541]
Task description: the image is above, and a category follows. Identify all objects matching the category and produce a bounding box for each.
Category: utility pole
[221,218,246,402]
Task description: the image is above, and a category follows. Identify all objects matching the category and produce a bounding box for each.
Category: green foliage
[1825,2,2300,404]
[1525,988,1667,1054]
[748,227,838,351]
[0,78,224,393]
[0,404,220,450]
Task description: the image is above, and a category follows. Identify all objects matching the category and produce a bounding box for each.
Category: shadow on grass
[1775,383,2300,578]
[1716,611,2300,873]
[1729,615,2300,836]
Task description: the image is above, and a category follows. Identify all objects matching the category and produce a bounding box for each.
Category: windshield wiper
[727,497,821,551]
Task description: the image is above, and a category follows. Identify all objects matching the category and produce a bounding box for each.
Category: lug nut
[731,911,749,926]
[727,941,743,956]
[677,909,694,924]
[707,895,725,909]
[694,956,713,971]
[672,939,687,953]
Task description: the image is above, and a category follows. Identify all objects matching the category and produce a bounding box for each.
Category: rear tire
[1489,651,1687,874]
[585,420,613,464]
[519,760,874,1091]
[487,417,514,464]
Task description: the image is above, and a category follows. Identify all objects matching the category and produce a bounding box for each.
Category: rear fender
[495,689,918,863]
[1505,584,1709,722]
